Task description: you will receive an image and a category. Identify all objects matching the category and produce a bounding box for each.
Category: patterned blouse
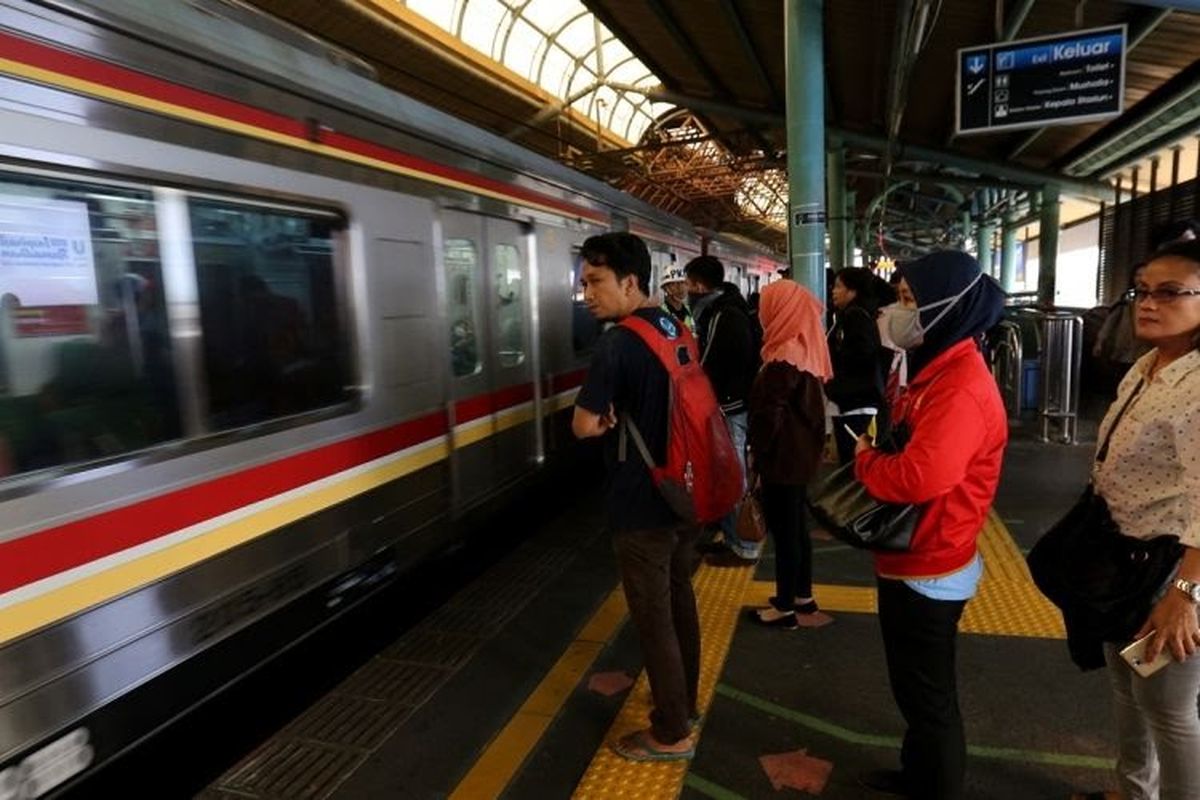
[1094,348,1200,547]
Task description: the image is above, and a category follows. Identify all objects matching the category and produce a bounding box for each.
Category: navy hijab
[898,250,1005,377]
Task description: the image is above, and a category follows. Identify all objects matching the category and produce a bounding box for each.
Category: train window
[444,238,481,377]
[571,248,599,355]
[493,243,524,368]
[0,172,181,478]
[189,199,352,430]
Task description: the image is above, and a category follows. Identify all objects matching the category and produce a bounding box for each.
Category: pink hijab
[758,280,833,381]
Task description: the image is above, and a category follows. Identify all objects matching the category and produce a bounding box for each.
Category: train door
[440,209,536,512]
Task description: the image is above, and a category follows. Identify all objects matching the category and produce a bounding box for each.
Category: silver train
[0,0,783,793]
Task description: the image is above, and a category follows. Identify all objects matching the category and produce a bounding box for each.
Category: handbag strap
[1096,377,1145,464]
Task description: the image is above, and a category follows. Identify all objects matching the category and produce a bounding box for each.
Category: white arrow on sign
[967,55,986,75]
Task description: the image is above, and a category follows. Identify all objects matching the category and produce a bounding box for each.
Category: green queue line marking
[716,683,1115,771]
[683,773,749,800]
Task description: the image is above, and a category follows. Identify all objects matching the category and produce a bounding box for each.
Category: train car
[0,0,706,792]
[705,232,786,298]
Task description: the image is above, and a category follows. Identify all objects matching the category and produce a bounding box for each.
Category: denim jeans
[717,411,759,558]
[1104,642,1200,800]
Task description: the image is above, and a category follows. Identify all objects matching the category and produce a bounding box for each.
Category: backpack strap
[619,314,695,376]
[616,314,693,470]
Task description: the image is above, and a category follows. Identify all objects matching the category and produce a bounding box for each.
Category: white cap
[659,267,686,287]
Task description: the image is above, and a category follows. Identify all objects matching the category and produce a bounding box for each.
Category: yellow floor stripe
[572,563,753,799]
[449,588,628,800]
[743,511,1064,639]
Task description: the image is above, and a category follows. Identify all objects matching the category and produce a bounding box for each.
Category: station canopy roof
[242,0,1200,253]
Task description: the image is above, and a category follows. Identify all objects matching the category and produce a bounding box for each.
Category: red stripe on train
[0,369,588,594]
[0,31,607,223]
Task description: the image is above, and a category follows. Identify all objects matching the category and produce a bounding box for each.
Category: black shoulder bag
[1027,378,1183,631]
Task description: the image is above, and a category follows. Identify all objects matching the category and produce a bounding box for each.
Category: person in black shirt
[684,256,760,566]
[573,232,699,762]
[827,267,893,463]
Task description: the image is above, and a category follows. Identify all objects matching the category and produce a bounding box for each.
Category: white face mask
[883,272,983,352]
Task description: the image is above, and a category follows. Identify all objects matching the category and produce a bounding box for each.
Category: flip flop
[610,729,695,762]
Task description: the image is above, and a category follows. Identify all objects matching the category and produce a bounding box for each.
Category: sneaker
[704,550,758,568]
[857,769,909,796]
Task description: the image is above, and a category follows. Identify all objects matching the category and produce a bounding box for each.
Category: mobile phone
[1120,632,1172,678]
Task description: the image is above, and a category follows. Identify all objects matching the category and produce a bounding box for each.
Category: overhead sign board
[956,25,1125,135]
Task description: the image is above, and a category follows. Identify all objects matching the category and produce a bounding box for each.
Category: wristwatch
[1173,577,1200,603]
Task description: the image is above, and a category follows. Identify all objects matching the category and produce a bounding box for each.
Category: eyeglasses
[1124,287,1200,304]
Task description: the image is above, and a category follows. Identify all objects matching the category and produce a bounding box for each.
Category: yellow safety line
[449,588,628,799]
[0,398,576,644]
[572,563,754,799]
[743,511,1065,639]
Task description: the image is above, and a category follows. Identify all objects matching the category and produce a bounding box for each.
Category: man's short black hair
[580,232,651,294]
[684,255,724,290]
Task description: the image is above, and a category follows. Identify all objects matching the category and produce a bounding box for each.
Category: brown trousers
[612,523,702,743]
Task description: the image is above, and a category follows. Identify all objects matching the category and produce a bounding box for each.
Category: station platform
[198,420,1118,800]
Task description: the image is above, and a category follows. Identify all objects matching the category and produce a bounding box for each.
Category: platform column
[1000,205,1019,293]
[785,0,825,297]
[1038,184,1060,307]
[977,222,996,277]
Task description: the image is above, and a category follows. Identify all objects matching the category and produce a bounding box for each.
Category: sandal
[610,729,695,762]
[751,606,798,628]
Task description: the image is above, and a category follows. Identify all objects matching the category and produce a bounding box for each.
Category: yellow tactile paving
[742,580,878,614]
[572,562,753,799]
[743,511,1065,639]
[961,511,1065,638]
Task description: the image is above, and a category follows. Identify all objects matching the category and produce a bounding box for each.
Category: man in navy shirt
[573,232,699,762]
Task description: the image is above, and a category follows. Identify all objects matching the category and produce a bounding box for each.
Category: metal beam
[1002,0,1037,41]
[643,0,734,98]
[1008,7,1172,160]
[1064,53,1200,177]
[717,0,780,108]
[835,128,1114,201]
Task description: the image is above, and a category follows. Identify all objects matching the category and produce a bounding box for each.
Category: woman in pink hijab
[746,280,834,628]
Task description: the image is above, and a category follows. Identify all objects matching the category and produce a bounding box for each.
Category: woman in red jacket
[854,251,1008,800]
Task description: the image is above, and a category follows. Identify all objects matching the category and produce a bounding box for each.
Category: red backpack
[617,314,743,524]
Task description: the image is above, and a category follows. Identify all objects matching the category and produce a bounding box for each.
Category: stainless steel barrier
[1037,311,1083,444]
[989,321,1023,421]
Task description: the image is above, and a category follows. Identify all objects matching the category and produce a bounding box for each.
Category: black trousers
[761,482,812,609]
[612,524,702,743]
[877,577,968,800]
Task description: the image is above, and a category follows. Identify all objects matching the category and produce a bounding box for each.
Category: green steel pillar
[1000,209,1019,293]
[977,223,996,276]
[1038,184,1060,307]
[827,145,847,271]
[785,0,825,296]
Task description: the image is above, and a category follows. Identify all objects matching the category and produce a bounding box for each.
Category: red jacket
[855,338,1008,578]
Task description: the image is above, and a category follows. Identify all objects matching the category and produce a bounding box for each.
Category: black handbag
[1027,378,1183,635]
[806,421,916,552]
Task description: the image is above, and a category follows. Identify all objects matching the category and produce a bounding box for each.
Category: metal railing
[989,321,1023,421]
[1037,311,1083,444]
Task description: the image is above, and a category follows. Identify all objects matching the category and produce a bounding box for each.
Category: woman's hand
[854,434,874,457]
[1137,590,1200,663]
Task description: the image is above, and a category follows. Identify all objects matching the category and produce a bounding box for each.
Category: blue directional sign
[957,25,1125,134]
